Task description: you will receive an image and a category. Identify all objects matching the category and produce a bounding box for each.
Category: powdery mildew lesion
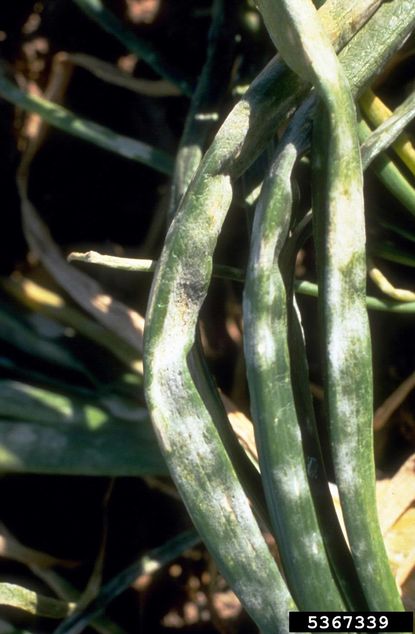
[301,531,324,559]
[271,464,311,503]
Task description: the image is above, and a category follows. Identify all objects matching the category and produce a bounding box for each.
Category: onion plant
[144,0,413,630]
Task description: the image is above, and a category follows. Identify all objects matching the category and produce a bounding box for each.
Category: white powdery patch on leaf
[301,531,323,559]
[255,319,277,367]
[272,463,310,502]
[334,441,360,492]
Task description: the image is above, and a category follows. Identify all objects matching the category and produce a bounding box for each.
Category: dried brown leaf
[219,392,258,466]
[374,371,415,432]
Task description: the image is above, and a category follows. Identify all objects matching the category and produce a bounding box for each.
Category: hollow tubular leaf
[243,103,346,610]
[313,107,404,613]
[281,236,368,611]
[256,0,404,614]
